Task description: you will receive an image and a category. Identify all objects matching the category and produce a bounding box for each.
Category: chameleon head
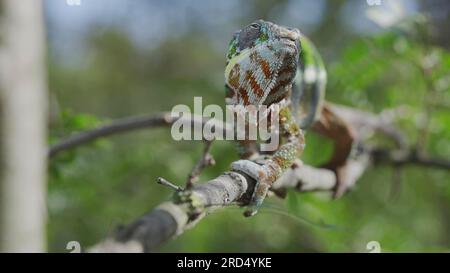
[225,20,301,106]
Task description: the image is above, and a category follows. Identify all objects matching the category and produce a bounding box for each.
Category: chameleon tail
[292,36,327,129]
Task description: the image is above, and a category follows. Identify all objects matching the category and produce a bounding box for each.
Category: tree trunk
[0,0,47,252]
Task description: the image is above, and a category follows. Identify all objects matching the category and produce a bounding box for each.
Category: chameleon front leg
[232,107,305,217]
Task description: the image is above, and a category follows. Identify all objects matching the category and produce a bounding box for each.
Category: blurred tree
[0,0,48,252]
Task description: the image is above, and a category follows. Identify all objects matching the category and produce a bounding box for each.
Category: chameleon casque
[225,20,353,217]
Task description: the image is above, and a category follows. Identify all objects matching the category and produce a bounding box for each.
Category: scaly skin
[224,20,326,217]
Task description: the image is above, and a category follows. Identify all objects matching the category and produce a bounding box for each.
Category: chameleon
[224,20,329,217]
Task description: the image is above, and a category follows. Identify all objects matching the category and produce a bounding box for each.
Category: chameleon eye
[249,23,259,29]
[238,24,261,50]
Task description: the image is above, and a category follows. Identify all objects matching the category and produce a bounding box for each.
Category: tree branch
[89,145,375,252]
[48,105,449,252]
[89,161,352,252]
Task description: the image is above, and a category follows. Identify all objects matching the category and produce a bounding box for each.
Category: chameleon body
[224,20,327,216]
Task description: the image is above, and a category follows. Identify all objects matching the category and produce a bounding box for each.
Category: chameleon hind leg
[232,107,305,217]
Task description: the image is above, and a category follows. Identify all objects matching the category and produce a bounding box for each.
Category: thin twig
[186,140,216,189]
[370,148,450,170]
[156,177,183,191]
[49,113,173,158]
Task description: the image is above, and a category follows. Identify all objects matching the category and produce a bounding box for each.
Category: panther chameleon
[224,20,352,217]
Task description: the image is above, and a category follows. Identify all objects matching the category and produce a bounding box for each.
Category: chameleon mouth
[280,38,299,52]
[281,38,297,46]
[279,27,301,49]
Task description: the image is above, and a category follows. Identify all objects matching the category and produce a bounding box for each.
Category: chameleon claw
[243,208,258,217]
[243,179,270,217]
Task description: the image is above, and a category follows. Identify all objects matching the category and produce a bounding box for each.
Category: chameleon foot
[231,159,274,217]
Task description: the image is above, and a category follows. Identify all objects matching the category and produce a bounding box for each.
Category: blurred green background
[46,0,450,252]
